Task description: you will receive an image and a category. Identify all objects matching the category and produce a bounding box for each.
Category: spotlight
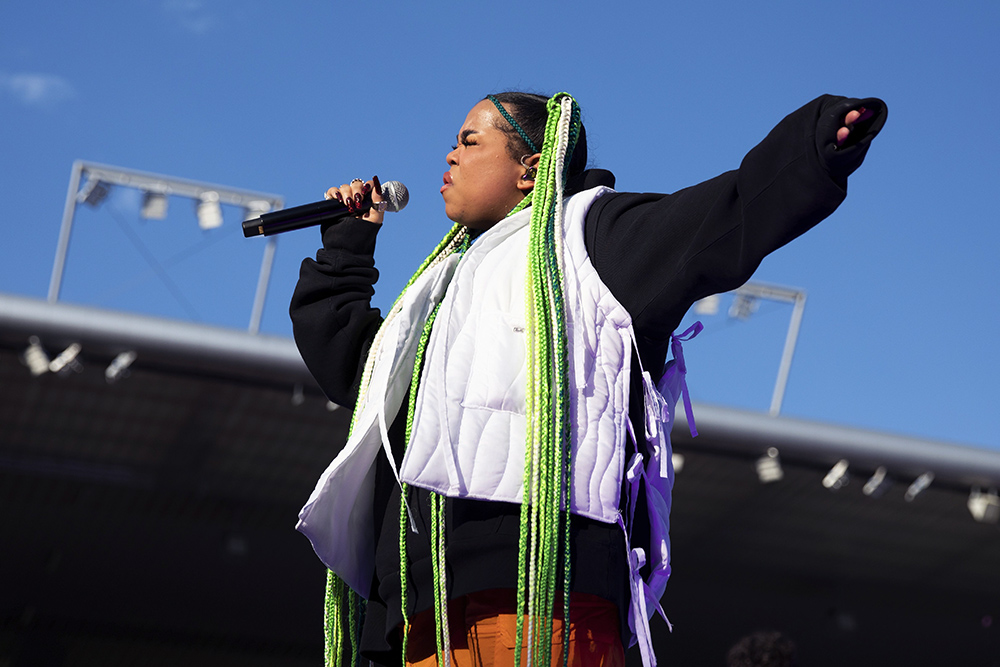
[693,294,720,316]
[77,177,111,207]
[140,191,169,220]
[105,351,137,383]
[904,472,934,502]
[728,293,760,320]
[671,452,685,474]
[325,401,340,412]
[48,343,82,375]
[196,191,224,230]
[755,447,784,483]
[243,199,272,221]
[967,488,1000,524]
[862,466,890,497]
[21,336,50,376]
[822,459,849,490]
[292,383,305,406]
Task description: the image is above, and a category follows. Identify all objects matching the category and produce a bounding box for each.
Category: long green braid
[515,93,581,667]
[397,94,581,667]
[323,226,469,667]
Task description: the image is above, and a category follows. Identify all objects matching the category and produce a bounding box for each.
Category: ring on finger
[350,178,364,185]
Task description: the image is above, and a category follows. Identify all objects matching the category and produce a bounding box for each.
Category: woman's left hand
[836,107,875,147]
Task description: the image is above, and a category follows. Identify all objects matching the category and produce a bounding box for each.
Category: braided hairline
[495,118,541,161]
[488,94,540,154]
[486,93,548,161]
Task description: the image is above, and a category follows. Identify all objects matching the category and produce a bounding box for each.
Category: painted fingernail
[372,175,381,194]
[333,191,343,202]
[362,182,372,194]
[354,194,363,206]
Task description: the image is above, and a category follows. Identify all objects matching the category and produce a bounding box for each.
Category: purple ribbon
[618,321,702,667]
[667,322,702,437]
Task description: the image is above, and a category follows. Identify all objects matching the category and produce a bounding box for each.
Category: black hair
[486,91,589,178]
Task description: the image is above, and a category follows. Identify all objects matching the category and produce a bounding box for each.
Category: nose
[446,146,458,166]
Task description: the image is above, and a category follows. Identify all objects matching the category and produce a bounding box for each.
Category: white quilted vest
[399,186,633,523]
[297,186,635,595]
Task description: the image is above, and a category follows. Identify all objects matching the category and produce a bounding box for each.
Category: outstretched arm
[586,95,887,372]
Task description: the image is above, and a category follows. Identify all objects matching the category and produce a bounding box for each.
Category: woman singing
[290,91,886,667]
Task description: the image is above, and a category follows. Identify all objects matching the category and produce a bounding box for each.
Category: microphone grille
[379,181,409,213]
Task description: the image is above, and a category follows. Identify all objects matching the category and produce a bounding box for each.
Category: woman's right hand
[324,175,384,224]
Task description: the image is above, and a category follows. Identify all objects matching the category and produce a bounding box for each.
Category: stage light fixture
[755,447,784,483]
[105,351,137,383]
[862,466,889,497]
[140,191,169,220]
[22,336,50,376]
[728,293,760,320]
[672,452,685,474]
[77,177,111,207]
[196,191,224,230]
[292,383,305,406]
[822,459,849,490]
[48,343,82,375]
[693,294,719,316]
[904,471,934,502]
[243,199,272,221]
[967,488,1000,524]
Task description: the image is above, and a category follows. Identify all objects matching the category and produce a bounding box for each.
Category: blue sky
[2,1,998,451]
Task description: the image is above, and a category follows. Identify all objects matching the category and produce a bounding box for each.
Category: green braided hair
[514,93,581,667]
[323,226,470,667]
[324,92,586,667]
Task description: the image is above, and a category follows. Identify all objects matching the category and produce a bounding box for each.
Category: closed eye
[453,129,478,151]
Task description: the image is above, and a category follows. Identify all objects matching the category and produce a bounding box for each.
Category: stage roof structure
[2,292,998,666]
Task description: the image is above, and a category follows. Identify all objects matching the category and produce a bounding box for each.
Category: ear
[515,153,541,193]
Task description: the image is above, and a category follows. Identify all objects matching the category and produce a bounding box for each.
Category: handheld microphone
[242,180,408,237]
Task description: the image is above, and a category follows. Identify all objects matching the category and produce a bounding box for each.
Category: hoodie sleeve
[289,217,384,407]
[586,94,887,371]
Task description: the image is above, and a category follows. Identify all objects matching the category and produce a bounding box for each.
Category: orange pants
[405,589,625,667]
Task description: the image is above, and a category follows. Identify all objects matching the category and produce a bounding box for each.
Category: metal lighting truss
[48,160,285,334]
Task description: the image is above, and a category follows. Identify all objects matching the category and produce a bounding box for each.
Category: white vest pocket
[460,310,527,415]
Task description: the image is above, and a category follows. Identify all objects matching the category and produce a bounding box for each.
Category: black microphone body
[242,181,408,237]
